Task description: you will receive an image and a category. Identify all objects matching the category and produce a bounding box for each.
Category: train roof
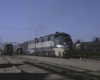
[42,32,70,38]
[20,32,71,43]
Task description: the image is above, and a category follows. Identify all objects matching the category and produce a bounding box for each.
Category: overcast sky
[0,0,100,43]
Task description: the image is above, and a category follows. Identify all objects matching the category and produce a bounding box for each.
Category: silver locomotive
[21,32,73,57]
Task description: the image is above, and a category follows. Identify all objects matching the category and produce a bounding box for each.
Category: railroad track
[1,56,74,80]
[24,61,99,80]
[1,56,100,80]
[2,57,34,80]
[16,56,100,80]
[38,62,100,80]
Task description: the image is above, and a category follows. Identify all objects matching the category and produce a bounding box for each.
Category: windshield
[54,34,62,44]
[54,34,72,45]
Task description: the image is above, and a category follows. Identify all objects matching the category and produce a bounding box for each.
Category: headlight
[56,45,71,48]
[56,45,64,47]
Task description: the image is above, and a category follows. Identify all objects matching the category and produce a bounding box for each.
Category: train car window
[35,40,37,43]
[44,37,46,41]
[37,39,39,43]
[51,36,53,40]
[42,38,44,42]
[46,37,48,41]
[48,37,50,41]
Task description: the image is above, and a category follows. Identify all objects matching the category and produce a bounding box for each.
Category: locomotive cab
[54,33,73,49]
[53,32,73,57]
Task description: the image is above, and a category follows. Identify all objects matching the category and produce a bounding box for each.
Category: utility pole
[35,29,38,54]
[51,36,53,55]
